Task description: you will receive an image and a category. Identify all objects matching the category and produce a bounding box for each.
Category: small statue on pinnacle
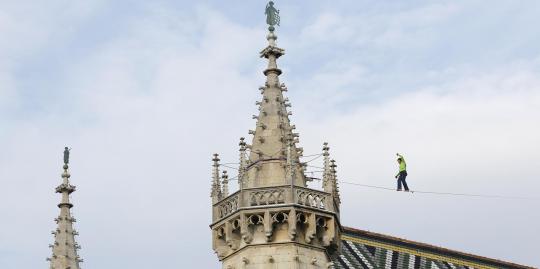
[63,147,70,165]
[265,1,280,31]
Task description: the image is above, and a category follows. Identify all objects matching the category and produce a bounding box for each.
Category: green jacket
[396,154,406,177]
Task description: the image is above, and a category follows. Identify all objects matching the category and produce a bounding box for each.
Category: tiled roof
[332,226,535,269]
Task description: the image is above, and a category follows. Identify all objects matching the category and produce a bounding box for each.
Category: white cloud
[1,1,540,268]
[0,0,105,57]
[299,3,460,47]
[0,69,17,109]
[0,4,262,268]
[298,65,540,265]
[0,0,105,114]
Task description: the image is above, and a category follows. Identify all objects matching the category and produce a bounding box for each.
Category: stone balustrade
[212,185,337,222]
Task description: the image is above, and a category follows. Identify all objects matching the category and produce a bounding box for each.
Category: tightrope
[219,166,535,200]
[339,181,535,200]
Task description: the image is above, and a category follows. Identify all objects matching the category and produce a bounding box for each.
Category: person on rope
[395,153,409,192]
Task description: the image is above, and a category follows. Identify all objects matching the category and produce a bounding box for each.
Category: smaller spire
[238,137,248,189]
[48,147,82,269]
[285,136,296,184]
[222,171,229,197]
[330,159,341,206]
[322,143,340,205]
[211,154,222,203]
[322,142,332,193]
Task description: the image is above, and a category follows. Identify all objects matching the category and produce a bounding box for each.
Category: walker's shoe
[397,189,402,191]
[404,190,410,192]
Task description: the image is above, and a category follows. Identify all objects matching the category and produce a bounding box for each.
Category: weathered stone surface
[211,20,341,269]
[48,155,83,269]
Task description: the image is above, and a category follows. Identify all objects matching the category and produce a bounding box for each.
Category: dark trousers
[397,171,409,191]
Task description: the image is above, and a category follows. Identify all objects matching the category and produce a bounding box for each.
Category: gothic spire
[210,3,342,265]
[211,153,222,203]
[47,147,83,269]
[330,159,341,206]
[244,25,305,188]
[238,137,248,189]
[221,170,229,197]
[322,142,332,191]
[323,143,341,207]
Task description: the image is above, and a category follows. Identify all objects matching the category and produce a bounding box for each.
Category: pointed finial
[239,137,246,149]
[238,137,248,189]
[322,143,332,193]
[323,142,330,156]
[211,154,222,201]
[222,170,229,197]
[62,147,71,177]
[330,159,337,172]
[261,1,284,59]
[330,159,341,205]
[57,147,75,198]
[264,1,280,46]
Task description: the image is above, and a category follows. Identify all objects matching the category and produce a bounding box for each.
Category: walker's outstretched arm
[396,153,405,165]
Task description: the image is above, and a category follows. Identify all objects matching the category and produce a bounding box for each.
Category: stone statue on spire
[63,147,70,164]
[265,1,280,30]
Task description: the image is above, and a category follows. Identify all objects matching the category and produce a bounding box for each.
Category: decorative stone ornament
[210,2,341,268]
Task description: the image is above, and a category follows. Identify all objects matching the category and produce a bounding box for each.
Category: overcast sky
[1,0,539,268]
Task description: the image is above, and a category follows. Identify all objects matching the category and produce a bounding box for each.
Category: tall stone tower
[47,147,83,269]
[210,3,342,268]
